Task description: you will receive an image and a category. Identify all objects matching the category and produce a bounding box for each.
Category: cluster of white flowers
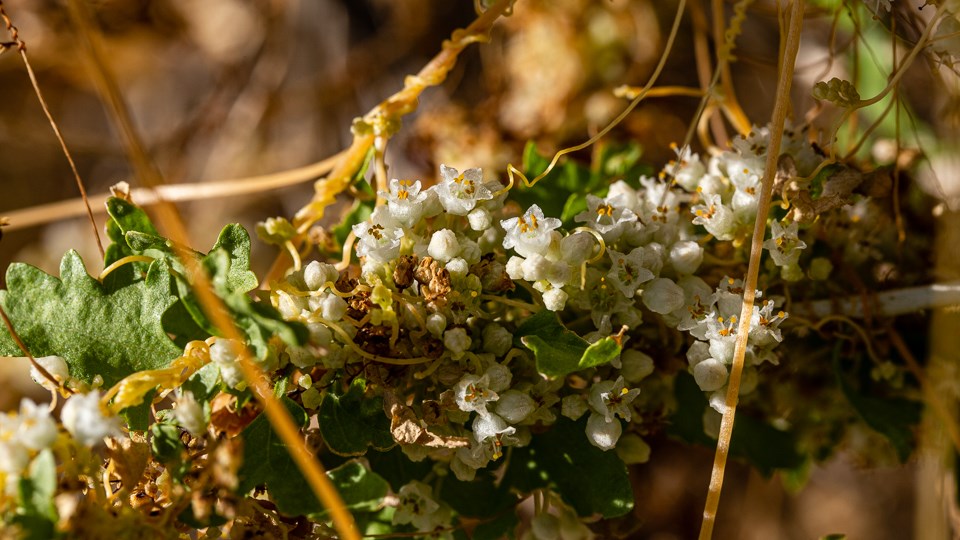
[0,399,58,496]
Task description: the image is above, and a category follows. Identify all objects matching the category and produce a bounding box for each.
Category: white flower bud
[468,207,493,231]
[287,346,318,369]
[642,278,685,314]
[708,337,735,364]
[616,433,652,464]
[561,395,588,420]
[542,288,569,311]
[426,313,447,337]
[484,363,512,392]
[321,294,348,321]
[621,349,654,382]
[30,355,70,392]
[61,392,122,447]
[560,232,596,264]
[495,390,537,424]
[693,358,728,391]
[585,411,621,451]
[505,256,525,280]
[428,229,460,262]
[445,257,469,279]
[444,328,472,357]
[307,323,333,346]
[686,341,711,367]
[459,238,482,264]
[303,261,339,291]
[521,254,551,281]
[482,324,513,357]
[174,391,207,438]
[277,291,306,319]
[669,241,704,275]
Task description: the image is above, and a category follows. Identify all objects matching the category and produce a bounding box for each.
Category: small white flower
[749,300,788,347]
[574,194,638,238]
[471,412,517,460]
[693,358,728,391]
[484,363,513,392]
[445,257,469,279]
[174,391,207,438]
[428,229,460,262]
[211,338,245,389]
[521,253,552,282]
[666,144,707,192]
[467,207,493,231]
[692,193,736,240]
[30,355,70,393]
[587,376,640,423]
[454,374,498,414]
[443,327,472,358]
[16,399,58,450]
[585,411,622,451]
[320,293,348,321]
[501,204,562,258]
[393,481,444,531]
[352,210,404,264]
[606,248,654,298]
[436,165,493,215]
[380,178,428,227]
[61,392,122,447]
[763,220,807,267]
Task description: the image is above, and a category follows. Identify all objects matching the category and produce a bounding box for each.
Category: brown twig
[0,0,104,259]
[0,305,67,394]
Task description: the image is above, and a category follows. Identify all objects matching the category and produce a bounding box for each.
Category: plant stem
[698,1,805,538]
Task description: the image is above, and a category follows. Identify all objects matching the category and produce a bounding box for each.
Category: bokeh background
[2,0,958,538]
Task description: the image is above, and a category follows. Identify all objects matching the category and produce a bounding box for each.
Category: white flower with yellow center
[436,165,493,215]
[501,204,561,258]
[380,178,428,227]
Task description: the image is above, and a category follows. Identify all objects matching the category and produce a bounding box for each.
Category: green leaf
[503,417,634,518]
[834,353,921,462]
[238,398,390,517]
[103,197,161,288]
[182,363,221,402]
[365,447,432,492]
[333,200,374,248]
[18,449,57,521]
[0,251,181,387]
[313,461,390,519]
[667,372,804,475]
[510,142,594,219]
[150,423,185,469]
[317,379,394,456]
[515,311,620,378]
[121,389,156,431]
[440,474,517,519]
[210,224,259,294]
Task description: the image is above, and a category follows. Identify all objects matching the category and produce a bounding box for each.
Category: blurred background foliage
[1,0,958,538]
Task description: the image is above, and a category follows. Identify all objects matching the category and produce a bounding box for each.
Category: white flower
[471,413,517,460]
[380,178,428,227]
[30,355,70,393]
[0,440,28,475]
[436,165,493,215]
[428,229,460,262]
[606,248,654,298]
[686,341,711,368]
[467,207,493,231]
[443,328,472,358]
[749,300,788,347]
[501,204,562,258]
[352,218,404,264]
[587,376,640,423]
[763,220,807,267]
[61,392,122,446]
[495,390,537,424]
[174,391,207,438]
[574,194,638,238]
[585,411,622,451]
[211,338,245,389]
[320,293,347,321]
[16,399,58,450]
[693,358,728,391]
[521,253,552,282]
[670,276,715,340]
[426,313,447,337]
[454,374,498,414]
[641,278,685,314]
[666,144,707,192]
[445,257,469,279]
[692,193,736,240]
[393,481,445,531]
